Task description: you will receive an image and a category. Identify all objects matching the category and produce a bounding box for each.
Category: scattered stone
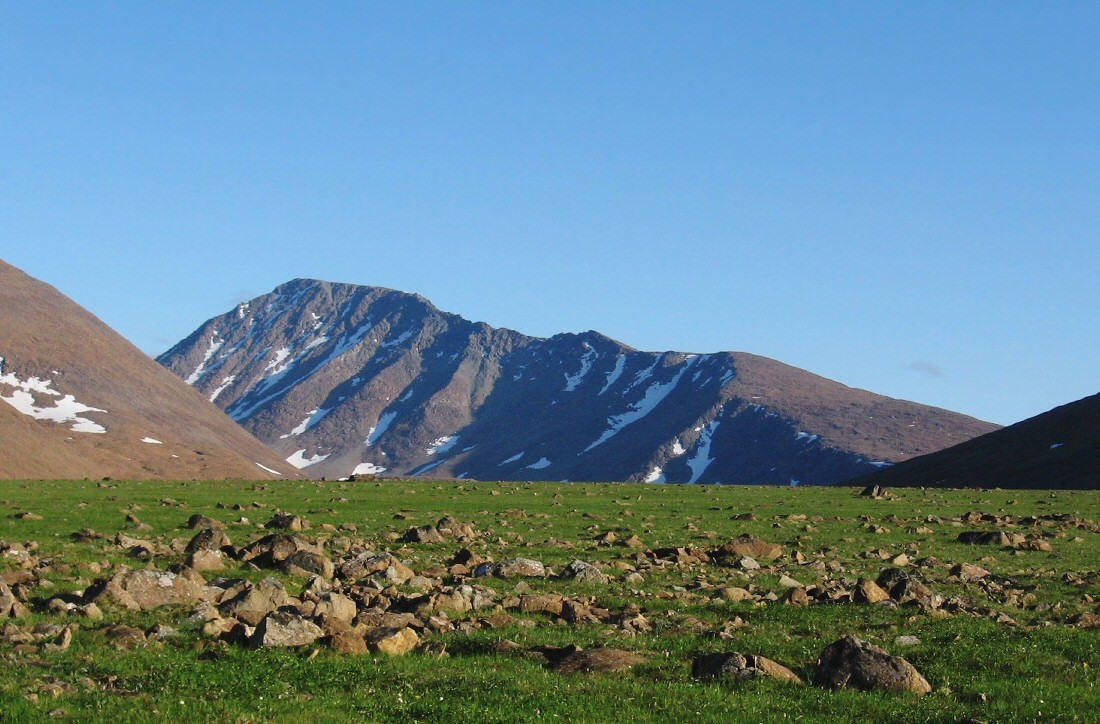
[266,513,305,531]
[951,563,991,581]
[187,514,225,530]
[185,527,230,554]
[404,525,445,544]
[85,567,206,612]
[853,578,892,604]
[692,652,802,684]
[713,535,784,561]
[560,560,609,585]
[813,635,931,694]
[366,626,420,656]
[251,611,323,648]
[550,647,648,674]
[718,587,754,603]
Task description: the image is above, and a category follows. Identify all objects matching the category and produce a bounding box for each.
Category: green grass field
[1,478,1097,722]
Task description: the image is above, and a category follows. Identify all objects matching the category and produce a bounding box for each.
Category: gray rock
[813,635,932,694]
[692,652,802,684]
[251,610,323,648]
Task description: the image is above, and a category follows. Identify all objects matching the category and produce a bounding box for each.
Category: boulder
[486,558,547,579]
[251,610,323,648]
[337,553,413,583]
[187,514,225,530]
[550,647,647,674]
[560,560,609,585]
[185,527,230,554]
[312,592,357,624]
[403,526,445,544]
[281,550,335,579]
[240,534,323,567]
[692,652,802,684]
[86,568,206,611]
[713,535,784,561]
[186,548,226,572]
[366,626,420,656]
[951,563,991,581]
[813,635,931,694]
[853,578,891,604]
[219,577,291,626]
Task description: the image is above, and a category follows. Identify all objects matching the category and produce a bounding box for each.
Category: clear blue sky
[2,2,1097,426]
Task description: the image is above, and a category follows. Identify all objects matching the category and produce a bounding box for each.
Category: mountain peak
[159,278,998,483]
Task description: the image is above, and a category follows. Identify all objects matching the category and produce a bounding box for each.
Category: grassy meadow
[0,478,1097,722]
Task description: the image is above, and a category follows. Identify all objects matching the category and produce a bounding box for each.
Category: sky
[2,2,1097,426]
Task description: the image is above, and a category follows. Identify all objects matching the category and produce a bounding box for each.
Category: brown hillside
[0,259,298,480]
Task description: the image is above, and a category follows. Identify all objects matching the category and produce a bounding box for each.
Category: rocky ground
[0,479,1097,721]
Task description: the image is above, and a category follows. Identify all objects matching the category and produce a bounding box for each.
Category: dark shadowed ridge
[0,259,300,480]
[851,392,1100,490]
[158,278,998,484]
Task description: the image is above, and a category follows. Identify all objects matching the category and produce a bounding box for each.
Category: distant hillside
[0,259,299,480]
[851,392,1100,490]
[159,278,997,483]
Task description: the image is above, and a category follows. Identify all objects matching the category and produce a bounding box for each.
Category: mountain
[0,259,299,480]
[158,278,997,484]
[852,392,1099,489]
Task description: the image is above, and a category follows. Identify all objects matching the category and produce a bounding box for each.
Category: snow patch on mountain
[499,452,524,466]
[526,457,551,470]
[687,417,720,484]
[599,354,627,395]
[286,449,329,469]
[281,408,329,438]
[365,411,398,446]
[0,356,108,434]
[352,462,387,475]
[209,375,236,402]
[186,333,224,385]
[584,357,697,452]
[141,437,162,444]
[427,435,459,456]
[564,345,597,392]
[644,466,666,483]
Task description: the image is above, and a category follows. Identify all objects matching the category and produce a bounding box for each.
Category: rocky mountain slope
[0,260,299,480]
[159,279,998,483]
[852,392,1099,489]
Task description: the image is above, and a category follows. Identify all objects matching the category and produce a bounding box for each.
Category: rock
[895,635,922,647]
[0,580,16,618]
[86,567,206,611]
[714,535,784,561]
[778,575,802,588]
[958,531,1012,546]
[718,587,754,603]
[105,625,147,650]
[436,516,479,540]
[813,635,931,694]
[327,629,368,654]
[560,560,609,585]
[187,514,224,530]
[185,527,230,554]
[312,592,357,624]
[491,558,547,579]
[951,563,991,581]
[692,652,802,684]
[366,626,420,656]
[860,485,889,498]
[551,647,648,674]
[781,587,810,607]
[266,513,305,531]
[854,578,891,604]
[187,549,225,572]
[403,526,445,544]
[240,534,323,567]
[219,577,291,626]
[517,594,564,616]
[251,611,323,648]
[737,556,761,571]
[337,553,413,583]
[281,550,335,579]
